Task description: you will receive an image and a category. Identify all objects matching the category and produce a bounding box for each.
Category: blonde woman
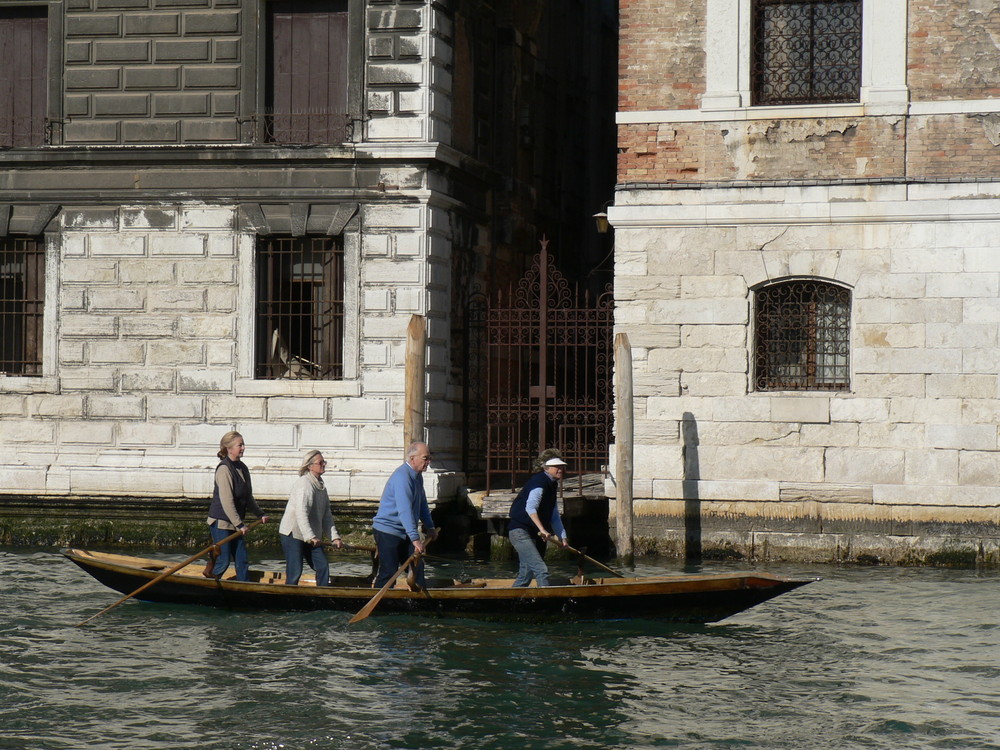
[279,450,343,586]
[206,431,269,581]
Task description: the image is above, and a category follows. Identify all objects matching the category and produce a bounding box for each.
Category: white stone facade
[0,0,477,504]
[0,199,460,502]
[609,180,1000,551]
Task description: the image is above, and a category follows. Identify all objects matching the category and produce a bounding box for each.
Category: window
[255,236,344,379]
[0,6,48,147]
[0,236,45,376]
[264,0,349,144]
[754,279,850,391]
[751,0,861,106]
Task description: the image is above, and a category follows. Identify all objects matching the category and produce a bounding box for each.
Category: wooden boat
[64,548,817,623]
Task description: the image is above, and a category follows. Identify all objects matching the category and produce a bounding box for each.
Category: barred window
[255,236,344,380]
[754,279,850,391]
[752,0,861,106]
[0,236,45,376]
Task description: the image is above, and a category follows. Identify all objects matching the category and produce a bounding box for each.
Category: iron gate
[485,239,613,492]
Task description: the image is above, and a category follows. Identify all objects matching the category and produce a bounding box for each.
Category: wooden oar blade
[349,552,420,624]
[75,520,263,627]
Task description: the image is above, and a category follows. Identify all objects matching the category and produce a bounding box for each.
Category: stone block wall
[0,0,480,506]
[609,181,1000,562]
[0,198,463,502]
[366,0,454,143]
[62,0,245,144]
[613,0,1000,563]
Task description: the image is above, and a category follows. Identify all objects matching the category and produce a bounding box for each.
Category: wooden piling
[404,314,426,450]
[614,332,634,562]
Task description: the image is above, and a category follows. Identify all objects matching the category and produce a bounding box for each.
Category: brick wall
[908,0,1000,101]
[619,117,907,183]
[618,0,703,112]
[907,114,1000,178]
[618,0,1000,185]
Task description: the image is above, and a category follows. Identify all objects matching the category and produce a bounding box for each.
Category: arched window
[753,279,850,391]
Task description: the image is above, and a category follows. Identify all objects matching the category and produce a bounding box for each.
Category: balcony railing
[246,110,351,145]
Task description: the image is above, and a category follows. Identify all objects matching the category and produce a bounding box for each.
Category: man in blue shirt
[507,456,569,586]
[372,441,439,589]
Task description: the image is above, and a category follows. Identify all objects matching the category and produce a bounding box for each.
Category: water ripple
[3,551,1000,749]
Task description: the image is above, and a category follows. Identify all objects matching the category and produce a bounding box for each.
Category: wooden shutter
[267,0,349,144]
[0,7,47,148]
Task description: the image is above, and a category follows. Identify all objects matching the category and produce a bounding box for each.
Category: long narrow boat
[64,548,816,623]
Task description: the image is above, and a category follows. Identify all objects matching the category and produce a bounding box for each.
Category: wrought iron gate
[485,239,614,492]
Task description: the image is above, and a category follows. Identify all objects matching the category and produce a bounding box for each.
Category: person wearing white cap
[506,455,569,586]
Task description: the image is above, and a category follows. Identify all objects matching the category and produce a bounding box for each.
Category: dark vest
[508,471,557,537]
[208,457,253,522]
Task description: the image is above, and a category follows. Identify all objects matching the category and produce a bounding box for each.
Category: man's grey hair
[407,441,427,459]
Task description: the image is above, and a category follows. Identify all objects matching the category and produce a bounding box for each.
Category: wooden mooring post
[404,314,426,449]
[614,332,634,563]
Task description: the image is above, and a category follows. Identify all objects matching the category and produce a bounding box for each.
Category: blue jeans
[373,529,425,589]
[509,527,549,587]
[280,533,330,586]
[209,522,250,581]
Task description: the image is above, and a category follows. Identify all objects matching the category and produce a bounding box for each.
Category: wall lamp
[593,200,613,234]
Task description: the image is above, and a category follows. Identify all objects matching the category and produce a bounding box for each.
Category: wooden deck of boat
[69,549,805,593]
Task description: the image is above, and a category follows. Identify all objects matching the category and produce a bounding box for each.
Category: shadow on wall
[682,412,702,562]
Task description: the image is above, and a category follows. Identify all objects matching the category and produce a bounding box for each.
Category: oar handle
[322,541,377,554]
[76,519,264,628]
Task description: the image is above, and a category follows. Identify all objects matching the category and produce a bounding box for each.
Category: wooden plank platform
[468,473,609,519]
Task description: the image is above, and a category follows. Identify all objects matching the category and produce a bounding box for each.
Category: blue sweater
[372,462,434,541]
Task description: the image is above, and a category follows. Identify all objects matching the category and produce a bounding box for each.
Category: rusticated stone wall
[62,0,247,144]
[609,176,1000,565]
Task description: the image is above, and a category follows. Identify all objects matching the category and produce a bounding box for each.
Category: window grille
[255,236,344,380]
[754,279,850,391]
[751,0,861,106]
[0,236,45,376]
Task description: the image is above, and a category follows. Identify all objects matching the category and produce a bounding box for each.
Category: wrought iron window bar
[255,236,344,380]
[0,236,44,376]
[754,279,851,391]
[751,0,862,106]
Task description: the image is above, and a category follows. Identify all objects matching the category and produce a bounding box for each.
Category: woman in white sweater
[279,450,343,586]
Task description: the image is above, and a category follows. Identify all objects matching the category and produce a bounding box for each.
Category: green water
[2,548,1000,750]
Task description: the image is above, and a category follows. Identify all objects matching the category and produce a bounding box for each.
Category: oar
[321,541,377,554]
[346,543,377,554]
[348,552,421,625]
[76,520,264,627]
[549,538,625,578]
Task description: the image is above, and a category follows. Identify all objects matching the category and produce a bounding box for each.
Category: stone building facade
[0,0,615,508]
[610,0,1000,564]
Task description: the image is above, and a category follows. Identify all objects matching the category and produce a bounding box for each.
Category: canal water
[2,546,999,750]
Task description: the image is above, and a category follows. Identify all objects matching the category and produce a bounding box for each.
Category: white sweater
[278,473,340,542]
